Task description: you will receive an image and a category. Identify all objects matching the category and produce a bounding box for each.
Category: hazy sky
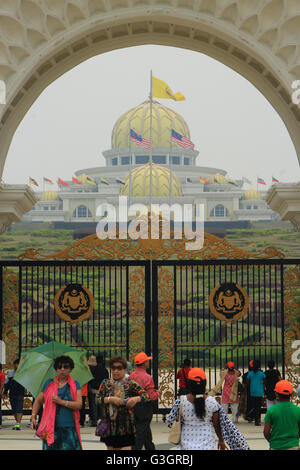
[3,45,300,190]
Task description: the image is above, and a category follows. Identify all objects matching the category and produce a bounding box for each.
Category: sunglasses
[57,364,71,370]
[111,365,124,371]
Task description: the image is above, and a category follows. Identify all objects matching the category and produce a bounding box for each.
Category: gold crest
[209,282,249,323]
[54,284,94,324]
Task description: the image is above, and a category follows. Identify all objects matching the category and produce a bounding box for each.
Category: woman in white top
[168,367,226,450]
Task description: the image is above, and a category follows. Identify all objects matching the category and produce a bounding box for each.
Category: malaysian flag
[43,177,54,185]
[130,129,151,149]
[171,129,194,150]
[257,177,266,185]
[29,177,38,187]
[58,177,68,187]
[72,176,82,185]
[116,177,125,185]
[100,177,109,185]
[200,176,210,185]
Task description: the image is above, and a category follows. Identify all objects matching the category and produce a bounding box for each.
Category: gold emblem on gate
[54,284,94,324]
[209,282,249,323]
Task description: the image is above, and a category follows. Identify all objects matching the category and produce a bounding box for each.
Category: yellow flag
[152,76,185,101]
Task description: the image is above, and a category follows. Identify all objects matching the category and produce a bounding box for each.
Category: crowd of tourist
[1,354,300,450]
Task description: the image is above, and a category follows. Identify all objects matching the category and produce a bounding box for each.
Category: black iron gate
[16,260,151,358]
[1,258,300,415]
[151,259,293,413]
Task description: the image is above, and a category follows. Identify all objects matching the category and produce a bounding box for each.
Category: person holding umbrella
[30,355,82,450]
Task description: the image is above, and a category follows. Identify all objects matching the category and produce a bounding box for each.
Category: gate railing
[0,227,300,416]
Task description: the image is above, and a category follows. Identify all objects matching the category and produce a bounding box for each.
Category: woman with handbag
[30,355,82,450]
[168,368,226,450]
[96,355,150,450]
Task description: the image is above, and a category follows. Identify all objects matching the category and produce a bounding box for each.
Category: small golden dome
[40,190,58,201]
[120,163,183,197]
[111,100,191,149]
[244,189,262,200]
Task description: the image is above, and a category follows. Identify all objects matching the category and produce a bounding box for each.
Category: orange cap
[249,360,254,368]
[188,368,206,382]
[135,352,153,365]
[227,361,235,369]
[274,380,293,395]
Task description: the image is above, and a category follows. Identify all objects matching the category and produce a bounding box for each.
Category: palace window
[72,205,92,218]
[135,156,149,165]
[112,157,118,166]
[171,156,180,165]
[121,156,131,165]
[184,157,190,165]
[153,155,166,164]
[210,204,229,217]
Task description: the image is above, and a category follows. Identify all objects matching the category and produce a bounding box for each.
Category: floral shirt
[96,378,150,436]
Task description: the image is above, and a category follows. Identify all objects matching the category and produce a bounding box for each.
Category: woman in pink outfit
[221,362,241,423]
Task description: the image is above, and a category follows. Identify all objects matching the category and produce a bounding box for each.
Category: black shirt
[4,373,25,397]
[88,365,109,390]
[265,369,281,400]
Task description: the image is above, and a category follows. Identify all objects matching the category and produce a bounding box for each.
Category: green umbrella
[14,341,93,397]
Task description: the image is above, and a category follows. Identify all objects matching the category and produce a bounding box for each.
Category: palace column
[267,183,300,232]
[0,184,37,234]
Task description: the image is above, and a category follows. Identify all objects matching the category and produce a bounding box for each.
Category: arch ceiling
[0,0,300,176]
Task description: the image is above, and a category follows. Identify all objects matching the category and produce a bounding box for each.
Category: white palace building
[23,99,276,227]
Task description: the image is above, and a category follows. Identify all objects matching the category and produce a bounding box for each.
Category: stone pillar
[0,184,37,234]
[266,183,300,232]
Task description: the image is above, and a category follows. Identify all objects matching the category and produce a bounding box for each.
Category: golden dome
[209,173,228,184]
[111,100,191,149]
[120,163,183,197]
[244,189,262,200]
[40,190,58,201]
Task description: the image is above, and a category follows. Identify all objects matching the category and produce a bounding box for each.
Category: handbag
[95,417,111,438]
[238,381,245,395]
[168,397,183,445]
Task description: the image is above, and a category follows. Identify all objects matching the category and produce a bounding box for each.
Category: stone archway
[0,1,299,229]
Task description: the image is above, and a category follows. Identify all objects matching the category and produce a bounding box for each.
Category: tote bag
[168,398,183,445]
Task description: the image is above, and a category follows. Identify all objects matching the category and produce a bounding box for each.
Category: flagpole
[129,126,132,209]
[149,70,153,211]
[169,122,173,206]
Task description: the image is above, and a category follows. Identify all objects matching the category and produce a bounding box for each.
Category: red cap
[249,360,254,368]
[274,380,293,395]
[227,361,235,369]
[188,368,206,382]
[134,352,153,365]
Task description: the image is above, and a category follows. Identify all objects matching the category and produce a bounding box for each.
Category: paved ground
[0,415,269,450]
